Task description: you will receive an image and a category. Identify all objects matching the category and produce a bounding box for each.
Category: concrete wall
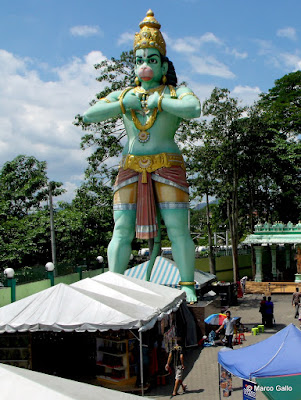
[195,254,252,282]
[1,254,253,308]
[0,288,11,306]
[0,268,106,308]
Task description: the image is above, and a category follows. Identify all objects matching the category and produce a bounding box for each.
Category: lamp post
[96,255,104,274]
[45,262,55,286]
[4,268,16,303]
[48,182,57,268]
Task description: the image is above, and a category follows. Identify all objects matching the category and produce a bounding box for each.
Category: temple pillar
[285,244,291,269]
[295,245,301,283]
[254,245,263,282]
[270,245,277,279]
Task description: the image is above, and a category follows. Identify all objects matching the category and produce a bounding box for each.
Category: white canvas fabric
[0,272,185,333]
[0,363,154,400]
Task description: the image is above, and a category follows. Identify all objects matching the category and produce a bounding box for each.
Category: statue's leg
[107,209,136,274]
[108,182,138,274]
[154,180,197,302]
[160,208,197,303]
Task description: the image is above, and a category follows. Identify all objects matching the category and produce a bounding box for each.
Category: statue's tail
[145,208,161,281]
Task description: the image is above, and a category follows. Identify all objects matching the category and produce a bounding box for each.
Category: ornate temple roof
[243,222,301,245]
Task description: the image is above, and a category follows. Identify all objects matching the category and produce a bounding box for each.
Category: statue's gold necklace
[131,85,165,143]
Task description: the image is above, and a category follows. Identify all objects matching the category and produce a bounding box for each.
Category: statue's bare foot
[180,285,197,304]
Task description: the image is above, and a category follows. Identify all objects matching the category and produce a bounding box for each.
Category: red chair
[233,335,242,345]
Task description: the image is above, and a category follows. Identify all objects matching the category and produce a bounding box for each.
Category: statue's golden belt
[121,153,185,183]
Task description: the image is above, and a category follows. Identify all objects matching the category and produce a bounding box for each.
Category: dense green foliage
[0,156,63,269]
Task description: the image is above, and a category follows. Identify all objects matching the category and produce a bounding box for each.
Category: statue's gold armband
[178,92,200,102]
[98,97,111,103]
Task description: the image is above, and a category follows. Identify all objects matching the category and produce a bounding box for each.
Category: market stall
[218,324,301,399]
[0,272,185,394]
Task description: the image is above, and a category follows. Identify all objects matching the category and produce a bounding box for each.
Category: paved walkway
[146,293,298,400]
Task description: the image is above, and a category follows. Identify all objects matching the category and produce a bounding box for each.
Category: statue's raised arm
[83,10,201,303]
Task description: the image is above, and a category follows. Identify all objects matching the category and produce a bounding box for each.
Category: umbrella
[204,313,227,325]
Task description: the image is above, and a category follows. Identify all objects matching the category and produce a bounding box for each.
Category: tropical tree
[257,71,301,221]
[258,71,301,137]
[0,155,64,269]
[0,155,62,217]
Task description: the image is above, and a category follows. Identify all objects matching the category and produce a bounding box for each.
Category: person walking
[165,340,187,396]
[292,288,301,318]
[216,310,236,349]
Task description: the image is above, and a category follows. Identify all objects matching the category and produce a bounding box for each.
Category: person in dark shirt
[292,288,301,318]
[165,340,187,396]
[259,296,267,326]
[265,296,274,327]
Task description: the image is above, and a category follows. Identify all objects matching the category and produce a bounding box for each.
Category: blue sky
[0,0,300,201]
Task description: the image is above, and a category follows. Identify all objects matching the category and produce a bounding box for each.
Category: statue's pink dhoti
[113,163,189,239]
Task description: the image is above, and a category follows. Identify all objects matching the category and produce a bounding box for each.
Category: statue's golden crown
[134,10,166,56]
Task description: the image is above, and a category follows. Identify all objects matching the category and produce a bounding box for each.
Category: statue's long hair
[130,55,178,87]
[161,55,178,87]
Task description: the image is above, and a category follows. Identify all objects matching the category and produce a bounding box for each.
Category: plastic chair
[258,324,264,333]
[233,335,242,345]
[252,327,259,336]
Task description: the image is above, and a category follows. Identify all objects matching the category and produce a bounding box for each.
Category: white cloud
[255,39,273,56]
[189,55,235,79]
[166,32,222,54]
[70,25,103,37]
[55,181,79,204]
[279,52,301,71]
[232,85,261,106]
[0,49,107,201]
[277,27,297,41]
[226,48,248,59]
[117,32,134,47]
[200,32,223,45]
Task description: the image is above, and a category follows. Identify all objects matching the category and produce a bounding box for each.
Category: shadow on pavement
[147,346,202,397]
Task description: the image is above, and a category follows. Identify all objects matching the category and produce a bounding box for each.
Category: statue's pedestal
[294,273,301,283]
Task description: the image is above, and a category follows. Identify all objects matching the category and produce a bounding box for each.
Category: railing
[1,263,101,285]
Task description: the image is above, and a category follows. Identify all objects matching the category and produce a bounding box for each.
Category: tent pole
[139,330,144,396]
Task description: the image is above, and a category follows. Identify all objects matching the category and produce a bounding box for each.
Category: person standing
[265,296,274,328]
[216,310,236,349]
[259,296,267,326]
[292,288,301,318]
[165,341,187,396]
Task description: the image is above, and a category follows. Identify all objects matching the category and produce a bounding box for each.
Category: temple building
[243,222,301,282]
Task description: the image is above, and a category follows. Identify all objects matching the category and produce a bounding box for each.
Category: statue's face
[135,48,168,85]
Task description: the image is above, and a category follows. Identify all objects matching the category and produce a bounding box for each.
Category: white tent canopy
[0,363,154,400]
[0,272,185,333]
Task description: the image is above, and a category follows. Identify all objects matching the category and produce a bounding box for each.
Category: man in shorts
[165,341,187,396]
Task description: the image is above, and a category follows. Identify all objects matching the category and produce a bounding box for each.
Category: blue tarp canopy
[218,324,301,380]
[125,256,216,289]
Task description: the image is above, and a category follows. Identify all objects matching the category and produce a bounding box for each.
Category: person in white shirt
[216,310,236,348]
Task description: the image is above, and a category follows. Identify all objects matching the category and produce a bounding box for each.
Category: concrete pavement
[146,293,298,400]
